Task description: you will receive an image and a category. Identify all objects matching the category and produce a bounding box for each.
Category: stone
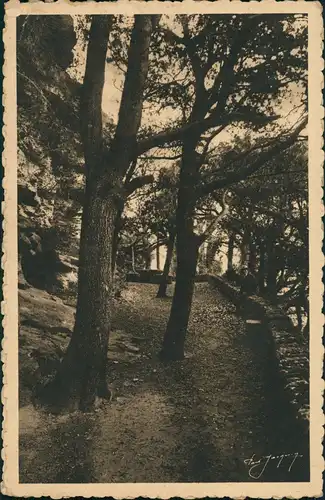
[19,287,75,334]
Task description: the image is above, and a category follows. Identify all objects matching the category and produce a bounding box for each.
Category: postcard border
[2,1,324,498]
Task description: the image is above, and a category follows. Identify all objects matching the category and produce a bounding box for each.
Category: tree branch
[125,174,154,196]
[197,116,307,200]
[140,153,182,161]
[112,16,160,175]
[136,110,279,157]
[196,190,231,244]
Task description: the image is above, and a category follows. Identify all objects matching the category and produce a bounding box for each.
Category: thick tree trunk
[160,230,199,360]
[111,207,123,273]
[156,231,175,298]
[38,179,118,412]
[160,132,200,360]
[227,232,235,273]
[36,15,158,412]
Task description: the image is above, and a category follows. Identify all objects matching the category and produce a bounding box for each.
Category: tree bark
[160,133,200,360]
[160,229,199,360]
[266,249,278,300]
[156,230,175,298]
[38,178,118,411]
[111,207,123,273]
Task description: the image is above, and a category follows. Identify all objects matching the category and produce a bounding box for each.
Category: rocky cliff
[17,15,83,293]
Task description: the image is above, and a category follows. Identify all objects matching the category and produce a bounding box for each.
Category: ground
[19,283,309,483]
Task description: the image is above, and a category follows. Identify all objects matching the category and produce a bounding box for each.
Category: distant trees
[218,141,308,335]
[135,167,179,296]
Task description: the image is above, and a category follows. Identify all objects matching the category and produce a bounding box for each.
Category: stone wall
[208,274,309,431]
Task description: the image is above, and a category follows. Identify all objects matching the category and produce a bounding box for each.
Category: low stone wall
[127,270,172,284]
[208,274,309,431]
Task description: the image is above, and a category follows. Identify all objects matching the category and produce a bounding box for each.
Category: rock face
[16,17,84,402]
[17,15,83,291]
[19,287,75,334]
[17,16,114,293]
[19,285,75,406]
[17,16,77,71]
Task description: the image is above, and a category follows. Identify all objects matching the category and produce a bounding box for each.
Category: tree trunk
[145,251,152,269]
[111,207,123,273]
[156,231,175,298]
[160,230,199,360]
[38,179,118,412]
[227,232,235,273]
[156,236,161,270]
[160,132,200,360]
[36,15,158,412]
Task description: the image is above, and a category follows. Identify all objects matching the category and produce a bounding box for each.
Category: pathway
[19,283,309,483]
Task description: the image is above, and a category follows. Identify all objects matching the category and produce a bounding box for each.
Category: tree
[221,141,308,332]
[137,167,178,296]
[38,15,160,411]
[150,14,308,360]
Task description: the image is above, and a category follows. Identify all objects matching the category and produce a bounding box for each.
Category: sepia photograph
[2,1,323,498]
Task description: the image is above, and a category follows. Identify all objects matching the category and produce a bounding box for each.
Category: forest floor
[19,283,309,483]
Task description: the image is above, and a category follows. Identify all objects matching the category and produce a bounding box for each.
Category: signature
[243,452,303,479]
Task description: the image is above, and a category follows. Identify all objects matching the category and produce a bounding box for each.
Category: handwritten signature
[243,452,303,479]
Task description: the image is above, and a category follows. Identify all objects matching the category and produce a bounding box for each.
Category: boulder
[19,285,75,404]
[19,287,75,334]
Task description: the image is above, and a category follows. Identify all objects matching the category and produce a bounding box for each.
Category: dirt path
[19,283,309,483]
